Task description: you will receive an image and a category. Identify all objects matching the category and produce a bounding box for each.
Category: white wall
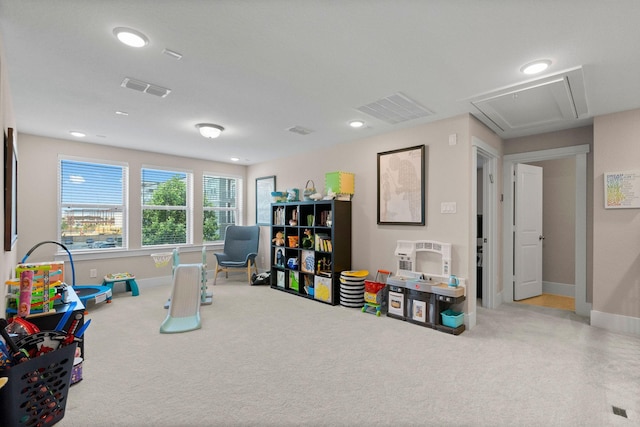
[1,35,17,315]
[593,109,640,330]
[249,114,495,323]
[14,134,246,287]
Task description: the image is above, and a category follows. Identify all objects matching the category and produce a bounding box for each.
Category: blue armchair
[213,225,260,284]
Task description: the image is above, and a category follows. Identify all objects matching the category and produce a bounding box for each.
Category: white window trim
[202,173,243,243]
[141,166,194,247]
[57,155,129,254]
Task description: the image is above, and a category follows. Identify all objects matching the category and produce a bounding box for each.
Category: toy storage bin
[0,343,77,426]
[441,309,464,328]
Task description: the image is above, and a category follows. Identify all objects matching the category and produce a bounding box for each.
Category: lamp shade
[196,123,224,139]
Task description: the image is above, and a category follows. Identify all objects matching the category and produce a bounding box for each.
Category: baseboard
[591,310,640,337]
[137,276,172,288]
[542,281,574,297]
[465,309,476,329]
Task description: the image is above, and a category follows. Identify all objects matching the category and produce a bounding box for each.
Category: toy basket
[441,309,464,328]
[0,343,77,426]
[303,180,316,200]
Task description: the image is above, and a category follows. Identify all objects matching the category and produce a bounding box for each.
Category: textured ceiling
[1,1,639,164]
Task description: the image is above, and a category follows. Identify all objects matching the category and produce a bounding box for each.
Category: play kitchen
[386,240,466,335]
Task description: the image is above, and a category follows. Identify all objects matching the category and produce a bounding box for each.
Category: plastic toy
[159,257,208,333]
[19,241,112,309]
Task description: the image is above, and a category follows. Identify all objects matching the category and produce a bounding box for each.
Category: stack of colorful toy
[5,262,65,316]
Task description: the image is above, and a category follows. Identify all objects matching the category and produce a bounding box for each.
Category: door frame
[502,144,590,317]
[472,137,499,312]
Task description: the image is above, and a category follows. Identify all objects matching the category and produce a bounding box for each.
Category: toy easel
[152,246,212,308]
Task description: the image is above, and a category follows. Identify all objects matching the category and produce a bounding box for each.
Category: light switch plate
[441,202,457,214]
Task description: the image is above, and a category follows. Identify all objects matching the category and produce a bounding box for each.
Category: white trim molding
[591,310,640,336]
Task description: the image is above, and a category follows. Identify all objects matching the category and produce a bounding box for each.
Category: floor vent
[356,92,434,125]
[612,406,628,418]
[121,77,171,98]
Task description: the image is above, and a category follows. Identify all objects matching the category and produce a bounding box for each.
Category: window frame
[202,173,243,243]
[141,166,193,248]
[58,155,129,252]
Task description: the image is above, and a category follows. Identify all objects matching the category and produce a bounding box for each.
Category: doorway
[502,145,590,317]
[472,137,499,313]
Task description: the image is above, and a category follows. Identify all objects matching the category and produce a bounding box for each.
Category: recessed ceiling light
[230,157,240,162]
[115,111,129,116]
[196,123,224,139]
[113,27,149,48]
[520,59,552,75]
[349,120,365,128]
[69,131,86,138]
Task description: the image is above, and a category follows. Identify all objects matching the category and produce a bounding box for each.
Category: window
[59,158,127,250]
[203,174,242,242]
[142,168,192,246]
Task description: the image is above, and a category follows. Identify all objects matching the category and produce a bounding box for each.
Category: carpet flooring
[55,276,639,427]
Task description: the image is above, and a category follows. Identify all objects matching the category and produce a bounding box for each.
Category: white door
[514,164,543,300]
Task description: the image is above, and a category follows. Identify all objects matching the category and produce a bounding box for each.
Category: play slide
[160,264,203,334]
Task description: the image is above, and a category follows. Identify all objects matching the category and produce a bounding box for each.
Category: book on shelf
[273,207,285,225]
[301,250,315,273]
[276,270,285,288]
[289,271,299,291]
[315,233,332,252]
[318,210,332,226]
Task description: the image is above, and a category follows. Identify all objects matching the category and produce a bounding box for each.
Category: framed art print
[256,175,276,225]
[4,127,18,251]
[377,144,425,225]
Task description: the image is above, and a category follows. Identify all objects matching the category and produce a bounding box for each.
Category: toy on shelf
[272,231,285,246]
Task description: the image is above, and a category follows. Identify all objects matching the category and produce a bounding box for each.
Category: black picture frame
[377,144,425,225]
[256,175,276,225]
[4,127,18,251]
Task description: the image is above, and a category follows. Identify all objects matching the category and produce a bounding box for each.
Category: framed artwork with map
[377,144,425,225]
[256,175,276,225]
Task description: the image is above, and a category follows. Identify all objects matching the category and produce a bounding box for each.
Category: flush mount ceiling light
[520,59,552,75]
[230,157,240,162]
[196,123,224,139]
[113,27,149,48]
[349,120,365,128]
[69,131,86,138]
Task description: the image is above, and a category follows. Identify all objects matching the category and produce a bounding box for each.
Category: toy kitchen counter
[386,276,466,335]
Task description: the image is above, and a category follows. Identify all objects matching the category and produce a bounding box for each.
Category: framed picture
[4,127,18,251]
[604,170,640,209]
[256,175,276,225]
[377,144,425,225]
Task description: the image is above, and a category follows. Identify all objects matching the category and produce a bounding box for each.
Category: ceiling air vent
[287,126,314,135]
[121,77,171,98]
[356,92,434,125]
[469,66,588,137]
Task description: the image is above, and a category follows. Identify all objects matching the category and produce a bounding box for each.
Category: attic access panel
[471,67,588,135]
